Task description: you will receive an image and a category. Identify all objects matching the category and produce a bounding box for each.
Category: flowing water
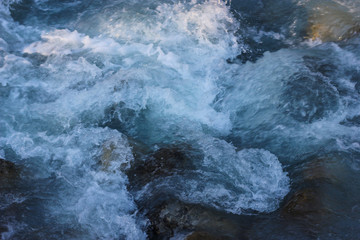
[0,0,360,239]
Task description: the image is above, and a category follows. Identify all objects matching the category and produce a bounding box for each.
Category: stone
[244,154,354,239]
[127,145,199,189]
[301,157,347,183]
[307,2,360,42]
[0,158,17,180]
[146,200,246,239]
[99,137,136,172]
[281,154,350,222]
[127,145,253,239]
[185,231,230,240]
[281,188,327,217]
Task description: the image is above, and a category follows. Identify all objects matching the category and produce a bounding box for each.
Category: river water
[0,0,360,239]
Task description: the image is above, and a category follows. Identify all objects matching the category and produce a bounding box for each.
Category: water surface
[1,0,360,239]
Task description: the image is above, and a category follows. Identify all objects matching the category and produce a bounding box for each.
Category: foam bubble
[190,138,290,213]
[2,127,146,239]
[18,0,240,135]
[135,135,289,214]
[2,0,342,238]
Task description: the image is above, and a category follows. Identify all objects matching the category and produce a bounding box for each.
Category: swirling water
[1,0,360,239]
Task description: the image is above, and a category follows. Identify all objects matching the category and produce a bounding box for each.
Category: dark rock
[0,224,8,233]
[235,47,264,64]
[127,145,250,239]
[22,52,47,67]
[146,200,247,240]
[246,153,357,239]
[301,157,347,183]
[282,188,327,218]
[0,158,17,180]
[231,0,307,53]
[127,145,200,190]
[128,137,152,161]
[185,231,230,240]
[101,102,139,136]
[281,154,349,222]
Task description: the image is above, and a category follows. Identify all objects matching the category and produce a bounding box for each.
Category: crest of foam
[21,0,240,134]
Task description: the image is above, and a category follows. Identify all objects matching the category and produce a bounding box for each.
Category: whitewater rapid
[1,0,360,239]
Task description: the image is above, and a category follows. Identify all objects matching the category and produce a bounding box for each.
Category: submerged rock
[307,1,360,42]
[127,145,199,190]
[127,145,254,239]
[248,153,359,239]
[0,158,17,181]
[282,188,328,218]
[301,156,348,183]
[146,199,247,239]
[281,154,349,223]
[98,137,135,172]
[185,231,230,240]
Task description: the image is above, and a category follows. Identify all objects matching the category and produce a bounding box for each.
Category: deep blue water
[1,0,360,239]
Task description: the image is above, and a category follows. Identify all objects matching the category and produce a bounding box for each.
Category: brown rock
[99,136,151,172]
[307,1,360,42]
[186,231,229,240]
[282,188,328,217]
[127,145,198,188]
[100,142,116,170]
[99,138,134,172]
[281,154,349,222]
[302,157,347,183]
[127,145,252,239]
[147,200,245,239]
[248,153,358,239]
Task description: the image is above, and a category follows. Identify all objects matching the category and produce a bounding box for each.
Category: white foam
[2,127,146,239]
[20,0,239,135]
[0,0,318,237]
[184,137,290,214]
